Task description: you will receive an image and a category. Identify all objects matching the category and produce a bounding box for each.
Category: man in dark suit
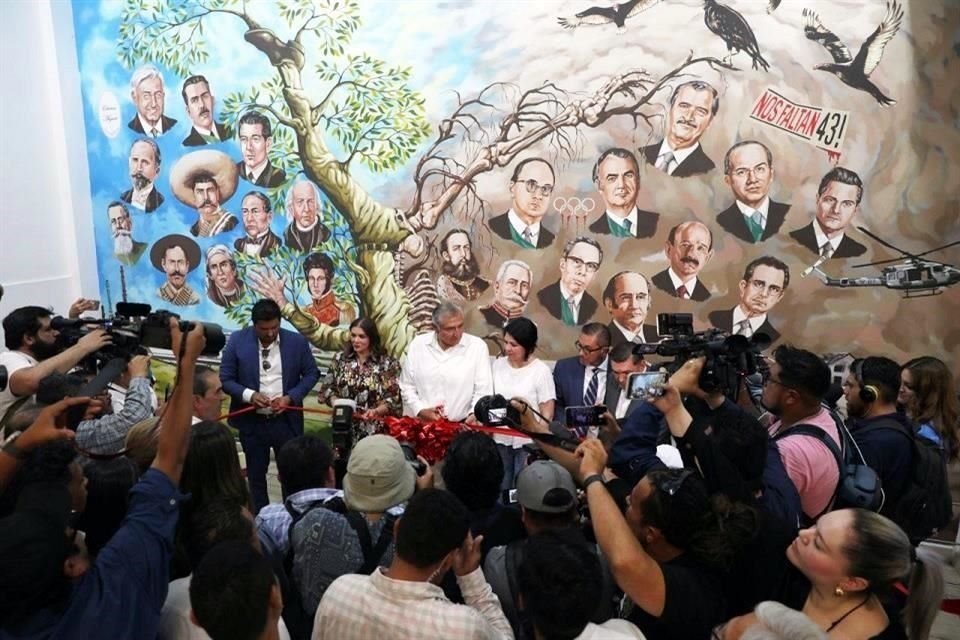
[120,138,164,213]
[284,180,331,252]
[716,140,789,243]
[537,237,603,325]
[553,323,611,435]
[708,255,790,343]
[234,192,282,259]
[640,80,718,178]
[478,259,531,328]
[127,64,177,137]
[604,343,648,424]
[651,221,714,301]
[488,157,556,249]
[220,299,320,512]
[790,166,868,260]
[236,111,287,188]
[181,75,232,146]
[602,271,659,346]
[588,147,660,239]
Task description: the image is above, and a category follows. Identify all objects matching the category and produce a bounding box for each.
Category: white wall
[0,0,96,345]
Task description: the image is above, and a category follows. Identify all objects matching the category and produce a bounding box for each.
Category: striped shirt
[312,567,513,640]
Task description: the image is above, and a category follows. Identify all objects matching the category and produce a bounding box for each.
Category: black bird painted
[767,0,782,13]
[557,0,660,33]
[703,0,771,71]
[803,1,903,107]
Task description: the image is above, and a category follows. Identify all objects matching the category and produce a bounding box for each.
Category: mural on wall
[72,0,960,367]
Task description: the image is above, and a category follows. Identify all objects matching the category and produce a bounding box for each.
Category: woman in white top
[491,318,556,491]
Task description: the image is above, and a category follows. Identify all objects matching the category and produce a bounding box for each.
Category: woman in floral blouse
[318,317,401,441]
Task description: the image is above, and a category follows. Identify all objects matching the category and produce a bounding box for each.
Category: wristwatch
[582,473,605,490]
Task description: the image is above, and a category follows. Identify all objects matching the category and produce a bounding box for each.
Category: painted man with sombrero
[152,234,202,306]
[170,150,240,238]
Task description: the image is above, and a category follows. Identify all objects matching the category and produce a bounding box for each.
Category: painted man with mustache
[187,170,239,238]
[120,138,164,212]
[640,80,719,178]
[436,228,489,302]
[152,234,201,306]
[652,221,715,301]
[709,256,789,343]
[790,167,867,260]
[107,201,147,266]
[479,259,532,328]
[181,75,231,147]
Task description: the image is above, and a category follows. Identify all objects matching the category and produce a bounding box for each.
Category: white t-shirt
[576,619,646,639]
[491,357,556,448]
[0,350,37,422]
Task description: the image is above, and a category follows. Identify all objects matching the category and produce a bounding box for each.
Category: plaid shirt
[313,567,513,640]
[255,487,341,555]
[75,377,154,454]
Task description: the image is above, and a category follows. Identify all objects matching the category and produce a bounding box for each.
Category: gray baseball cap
[515,460,577,513]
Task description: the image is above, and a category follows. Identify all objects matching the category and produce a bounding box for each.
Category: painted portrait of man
[127,64,177,137]
[235,191,281,258]
[479,259,532,328]
[181,75,231,146]
[283,180,331,252]
[303,252,355,327]
[435,228,489,302]
[170,150,240,238]
[107,201,147,266]
[120,138,164,213]
[651,221,714,301]
[716,140,789,243]
[205,244,246,308]
[640,80,719,177]
[708,256,790,343]
[603,271,659,346]
[151,234,201,306]
[589,148,659,239]
[236,111,287,188]
[488,157,556,249]
[537,236,603,325]
[790,166,867,260]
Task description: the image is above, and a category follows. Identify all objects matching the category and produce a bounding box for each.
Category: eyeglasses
[761,370,788,388]
[652,469,695,496]
[574,341,608,354]
[564,256,600,273]
[730,164,770,180]
[261,348,271,371]
[515,178,553,197]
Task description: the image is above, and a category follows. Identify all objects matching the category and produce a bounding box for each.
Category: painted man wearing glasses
[537,236,603,325]
[220,298,320,513]
[651,221,714,301]
[715,140,789,243]
[708,256,789,343]
[488,157,557,249]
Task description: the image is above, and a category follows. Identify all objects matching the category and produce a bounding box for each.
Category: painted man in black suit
[790,167,868,260]
[181,75,231,146]
[488,157,556,249]
[235,192,282,259]
[236,111,287,188]
[651,221,714,301]
[716,140,789,243]
[602,271,659,346]
[589,148,660,238]
[127,64,177,137]
[120,138,164,213]
[479,259,531,328]
[640,80,718,178]
[708,255,789,343]
[436,228,489,302]
[537,236,602,325]
[283,180,331,252]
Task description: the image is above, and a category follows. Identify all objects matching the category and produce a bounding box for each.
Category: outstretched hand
[17,396,91,451]
[247,268,289,307]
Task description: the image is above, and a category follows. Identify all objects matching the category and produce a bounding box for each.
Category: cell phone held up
[564,405,607,429]
[627,371,668,399]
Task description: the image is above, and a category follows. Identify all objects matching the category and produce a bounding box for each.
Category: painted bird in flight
[703,0,771,71]
[557,0,661,33]
[803,0,903,106]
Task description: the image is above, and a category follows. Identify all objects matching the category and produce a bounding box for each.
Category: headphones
[853,359,881,404]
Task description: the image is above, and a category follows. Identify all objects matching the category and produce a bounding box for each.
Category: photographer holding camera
[1,305,111,430]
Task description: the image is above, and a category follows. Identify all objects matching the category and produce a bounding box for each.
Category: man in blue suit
[552,323,611,437]
[220,299,320,512]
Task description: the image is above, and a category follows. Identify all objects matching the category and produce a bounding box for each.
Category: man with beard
[205,244,246,307]
[640,80,719,178]
[716,141,789,243]
[479,259,532,328]
[602,271,659,346]
[488,158,556,249]
[127,64,177,137]
[120,138,164,212]
[435,229,489,302]
[181,75,231,146]
[790,167,867,260]
[588,148,660,239]
[283,180,330,252]
[107,202,147,266]
[236,111,287,188]
[708,256,789,343]
[152,234,201,306]
[303,252,354,326]
[651,221,714,301]
[0,307,110,423]
[234,192,281,258]
[537,237,603,326]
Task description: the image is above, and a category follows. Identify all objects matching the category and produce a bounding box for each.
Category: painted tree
[117,0,733,357]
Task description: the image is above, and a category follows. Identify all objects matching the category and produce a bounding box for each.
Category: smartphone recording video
[627,371,668,399]
[565,405,606,429]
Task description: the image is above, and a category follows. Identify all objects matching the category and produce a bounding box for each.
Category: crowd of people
[0,297,957,640]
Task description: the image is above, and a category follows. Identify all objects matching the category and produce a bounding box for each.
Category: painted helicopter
[801,226,960,298]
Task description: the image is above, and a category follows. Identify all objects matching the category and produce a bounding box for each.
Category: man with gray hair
[121,138,164,212]
[205,244,246,307]
[284,180,331,252]
[479,259,532,328]
[399,302,492,424]
[717,140,789,243]
[640,79,719,177]
[127,64,177,137]
[107,201,147,266]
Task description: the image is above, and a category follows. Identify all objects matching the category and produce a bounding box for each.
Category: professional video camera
[634,313,769,400]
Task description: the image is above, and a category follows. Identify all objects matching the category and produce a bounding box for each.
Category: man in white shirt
[640,80,719,178]
[716,140,790,243]
[487,157,557,249]
[651,221,714,301]
[588,148,660,239]
[399,302,492,424]
[236,111,287,188]
[603,271,659,347]
[708,256,790,344]
[536,237,604,326]
[234,192,282,258]
[126,64,178,137]
[120,138,165,212]
[0,305,110,427]
[789,166,868,259]
[314,489,512,640]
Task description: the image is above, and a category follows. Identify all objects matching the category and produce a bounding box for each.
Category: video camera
[633,313,769,400]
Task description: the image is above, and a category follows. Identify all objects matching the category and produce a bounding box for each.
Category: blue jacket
[849,412,915,519]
